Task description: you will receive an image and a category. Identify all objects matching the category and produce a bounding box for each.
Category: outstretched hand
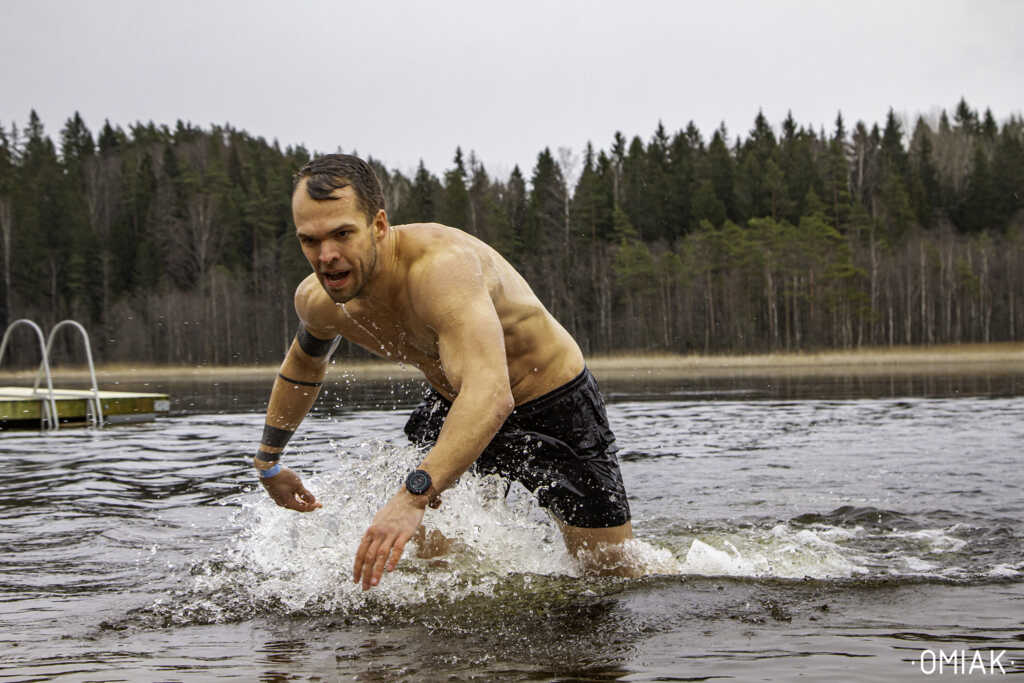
[353,491,426,590]
[260,466,322,512]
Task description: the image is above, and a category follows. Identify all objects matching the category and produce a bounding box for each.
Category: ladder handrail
[34,320,104,428]
[0,319,59,430]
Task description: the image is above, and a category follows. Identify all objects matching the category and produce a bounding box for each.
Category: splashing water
[132,434,1009,629]
[134,439,690,626]
[140,441,562,625]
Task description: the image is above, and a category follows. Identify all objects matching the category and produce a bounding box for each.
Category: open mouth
[322,270,351,288]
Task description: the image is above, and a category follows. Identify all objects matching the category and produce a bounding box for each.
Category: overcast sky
[2,0,1021,180]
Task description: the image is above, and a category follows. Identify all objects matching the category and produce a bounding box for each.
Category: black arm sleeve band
[277,372,323,387]
[254,449,280,463]
[261,424,295,449]
[297,325,339,357]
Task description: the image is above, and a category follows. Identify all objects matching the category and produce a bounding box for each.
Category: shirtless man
[253,154,634,590]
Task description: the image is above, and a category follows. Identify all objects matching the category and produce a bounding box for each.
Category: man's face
[292,180,382,303]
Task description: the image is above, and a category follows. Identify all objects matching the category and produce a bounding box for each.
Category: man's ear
[373,209,389,238]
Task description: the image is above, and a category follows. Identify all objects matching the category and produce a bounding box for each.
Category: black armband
[277,372,323,387]
[254,449,280,464]
[261,424,295,449]
[296,325,339,358]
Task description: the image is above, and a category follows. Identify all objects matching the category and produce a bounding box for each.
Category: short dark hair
[293,154,385,224]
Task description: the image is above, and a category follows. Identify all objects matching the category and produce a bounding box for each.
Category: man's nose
[319,242,340,264]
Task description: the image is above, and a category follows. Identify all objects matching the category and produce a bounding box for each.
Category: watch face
[406,469,431,495]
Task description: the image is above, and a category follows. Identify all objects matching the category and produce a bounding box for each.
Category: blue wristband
[259,463,282,479]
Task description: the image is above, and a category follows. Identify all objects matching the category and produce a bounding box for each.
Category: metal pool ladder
[0,319,104,430]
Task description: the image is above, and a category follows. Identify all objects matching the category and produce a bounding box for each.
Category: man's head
[292,153,385,225]
[292,154,388,303]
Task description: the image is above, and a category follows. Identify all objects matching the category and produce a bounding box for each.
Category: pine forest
[1,98,1022,366]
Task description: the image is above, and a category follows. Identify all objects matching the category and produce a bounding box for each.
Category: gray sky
[2,0,1021,180]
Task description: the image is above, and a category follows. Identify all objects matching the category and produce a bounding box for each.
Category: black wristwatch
[405,469,432,496]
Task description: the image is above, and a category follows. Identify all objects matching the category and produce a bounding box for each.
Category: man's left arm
[352,253,514,589]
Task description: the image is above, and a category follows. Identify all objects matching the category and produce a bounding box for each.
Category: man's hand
[259,467,322,512]
[353,491,426,590]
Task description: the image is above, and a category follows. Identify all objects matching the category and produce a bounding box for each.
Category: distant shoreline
[3,343,1021,382]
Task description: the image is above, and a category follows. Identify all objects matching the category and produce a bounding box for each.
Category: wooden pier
[0,386,170,430]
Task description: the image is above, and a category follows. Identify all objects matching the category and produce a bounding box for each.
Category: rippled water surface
[2,372,1023,681]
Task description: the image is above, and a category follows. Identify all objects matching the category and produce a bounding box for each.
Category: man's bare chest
[334,302,439,363]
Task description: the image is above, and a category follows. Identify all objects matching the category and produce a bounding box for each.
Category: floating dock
[2,318,172,430]
[0,386,170,430]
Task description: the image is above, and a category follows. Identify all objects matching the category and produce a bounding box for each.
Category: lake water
[2,370,1023,681]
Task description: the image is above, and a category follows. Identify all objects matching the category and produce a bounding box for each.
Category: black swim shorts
[403,368,631,528]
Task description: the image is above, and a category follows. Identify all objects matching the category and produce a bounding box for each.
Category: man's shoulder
[403,225,487,286]
[399,223,485,274]
[396,222,466,248]
[294,273,324,303]
[293,275,339,334]
[397,225,492,320]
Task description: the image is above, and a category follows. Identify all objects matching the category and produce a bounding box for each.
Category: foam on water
[987,564,1023,579]
[670,519,1000,581]
[677,524,868,579]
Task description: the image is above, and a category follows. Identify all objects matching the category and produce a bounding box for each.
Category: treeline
[0,98,1022,366]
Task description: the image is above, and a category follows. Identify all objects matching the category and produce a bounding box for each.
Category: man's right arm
[254,333,332,450]
[255,314,339,511]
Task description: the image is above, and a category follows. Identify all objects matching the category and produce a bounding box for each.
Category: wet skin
[260,181,635,589]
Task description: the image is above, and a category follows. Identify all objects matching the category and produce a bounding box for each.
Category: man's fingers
[285,494,313,512]
[369,537,395,587]
[361,538,384,590]
[353,534,374,583]
[386,534,410,572]
[260,473,320,512]
[295,487,321,511]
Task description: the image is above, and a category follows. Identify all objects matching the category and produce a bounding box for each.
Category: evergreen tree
[621,135,652,239]
[525,147,565,259]
[645,122,673,241]
[130,150,162,291]
[58,113,99,320]
[908,116,941,227]
[783,125,822,222]
[404,160,441,223]
[707,125,736,221]
[691,178,726,227]
[878,170,915,244]
[735,110,778,221]
[880,108,909,181]
[441,147,470,231]
[466,154,494,242]
[990,120,1024,227]
[824,112,852,229]
[958,146,997,232]
[953,97,978,135]
[981,108,998,141]
[18,111,67,323]
[666,125,699,237]
[571,143,604,245]
[497,165,527,259]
